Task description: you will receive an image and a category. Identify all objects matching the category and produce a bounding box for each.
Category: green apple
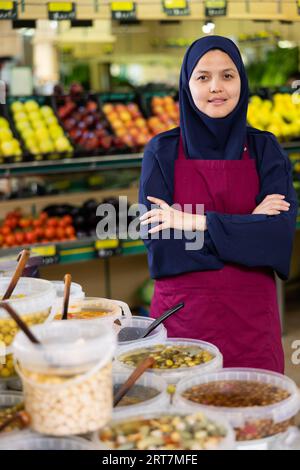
[40,105,54,117]
[0,128,13,141]
[25,137,38,149]
[45,115,58,126]
[40,140,54,153]
[1,140,15,156]
[0,117,9,129]
[11,101,24,113]
[22,128,35,140]
[24,100,39,112]
[49,125,64,139]
[55,136,70,152]
[32,121,47,131]
[36,128,50,141]
[14,112,28,122]
[28,111,42,122]
[17,121,31,133]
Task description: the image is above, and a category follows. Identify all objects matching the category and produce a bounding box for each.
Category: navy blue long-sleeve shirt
[139,126,298,280]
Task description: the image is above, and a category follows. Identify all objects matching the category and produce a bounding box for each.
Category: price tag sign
[31,244,57,257]
[162,0,190,16]
[47,2,76,21]
[111,1,136,20]
[0,1,17,20]
[95,239,120,258]
[205,0,227,17]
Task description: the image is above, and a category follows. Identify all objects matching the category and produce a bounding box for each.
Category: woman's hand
[140,196,207,234]
[252,194,290,216]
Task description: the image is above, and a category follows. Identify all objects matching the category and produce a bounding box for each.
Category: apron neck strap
[179,134,250,160]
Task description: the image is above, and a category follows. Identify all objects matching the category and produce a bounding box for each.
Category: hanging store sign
[47,2,76,21]
[0,1,17,20]
[204,0,227,17]
[162,0,190,17]
[111,1,137,20]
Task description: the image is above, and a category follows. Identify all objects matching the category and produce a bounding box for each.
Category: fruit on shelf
[0,116,22,160]
[0,210,77,249]
[103,102,153,148]
[247,93,300,141]
[10,100,73,156]
[57,96,119,153]
[147,95,179,135]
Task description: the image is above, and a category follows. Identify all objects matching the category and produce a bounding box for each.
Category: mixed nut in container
[175,368,300,442]
[115,339,223,384]
[0,278,56,380]
[0,392,26,435]
[113,372,169,418]
[12,320,116,436]
[96,411,234,450]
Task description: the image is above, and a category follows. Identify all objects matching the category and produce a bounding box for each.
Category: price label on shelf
[95,238,120,258]
[31,244,56,257]
[47,2,76,21]
[0,1,17,20]
[162,0,190,17]
[204,0,227,17]
[111,1,136,20]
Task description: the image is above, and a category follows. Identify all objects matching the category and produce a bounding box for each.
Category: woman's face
[189,49,241,118]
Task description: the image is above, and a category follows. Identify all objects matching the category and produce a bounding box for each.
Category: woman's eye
[224,74,234,79]
[198,76,207,81]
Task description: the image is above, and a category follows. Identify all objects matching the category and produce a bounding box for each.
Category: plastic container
[0,431,99,450]
[48,280,85,319]
[0,277,56,384]
[0,391,25,436]
[174,368,300,442]
[116,316,167,351]
[48,296,131,323]
[269,427,300,450]
[115,338,223,384]
[13,320,116,436]
[113,371,169,419]
[94,409,235,450]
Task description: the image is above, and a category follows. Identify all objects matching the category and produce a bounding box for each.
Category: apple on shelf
[10,99,73,159]
[102,101,153,149]
[147,95,179,135]
[56,94,119,154]
[0,116,22,161]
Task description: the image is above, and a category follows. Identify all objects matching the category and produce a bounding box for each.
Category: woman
[139,36,298,373]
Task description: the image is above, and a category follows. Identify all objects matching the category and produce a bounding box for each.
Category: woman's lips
[208,99,227,106]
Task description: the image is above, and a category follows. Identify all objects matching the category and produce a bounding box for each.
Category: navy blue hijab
[179,35,249,160]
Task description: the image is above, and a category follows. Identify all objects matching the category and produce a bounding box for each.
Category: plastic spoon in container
[2,249,30,301]
[117,302,184,342]
[62,274,72,320]
[113,356,155,407]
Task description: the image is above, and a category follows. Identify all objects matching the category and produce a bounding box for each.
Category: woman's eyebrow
[194,68,236,74]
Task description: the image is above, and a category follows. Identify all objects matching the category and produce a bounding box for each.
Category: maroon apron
[150,137,284,373]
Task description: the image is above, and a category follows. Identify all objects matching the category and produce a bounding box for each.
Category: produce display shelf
[0,153,143,176]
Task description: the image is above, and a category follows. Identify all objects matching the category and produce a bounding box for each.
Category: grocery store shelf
[0,153,143,176]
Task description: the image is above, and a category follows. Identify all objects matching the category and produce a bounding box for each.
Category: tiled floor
[283,295,300,424]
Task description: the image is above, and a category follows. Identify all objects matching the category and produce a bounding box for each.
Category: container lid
[13,320,116,372]
[115,338,223,384]
[175,368,300,427]
[0,277,56,317]
[0,431,99,450]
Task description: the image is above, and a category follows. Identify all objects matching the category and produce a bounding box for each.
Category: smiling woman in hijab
[139,36,298,373]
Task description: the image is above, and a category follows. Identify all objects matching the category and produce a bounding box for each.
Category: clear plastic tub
[48,280,85,319]
[113,371,169,419]
[115,338,223,384]
[174,368,300,442]
[0,391,25,436]
[0,277,56,385]
[13,320,116,436]
[94,409,235,450]
[269,427,300,450]
[48,296,132,323]
[0,431,99,450]
[0,277,56,356]
[116,316,167,351]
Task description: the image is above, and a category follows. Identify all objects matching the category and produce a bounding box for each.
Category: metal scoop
[117,302,184,342]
